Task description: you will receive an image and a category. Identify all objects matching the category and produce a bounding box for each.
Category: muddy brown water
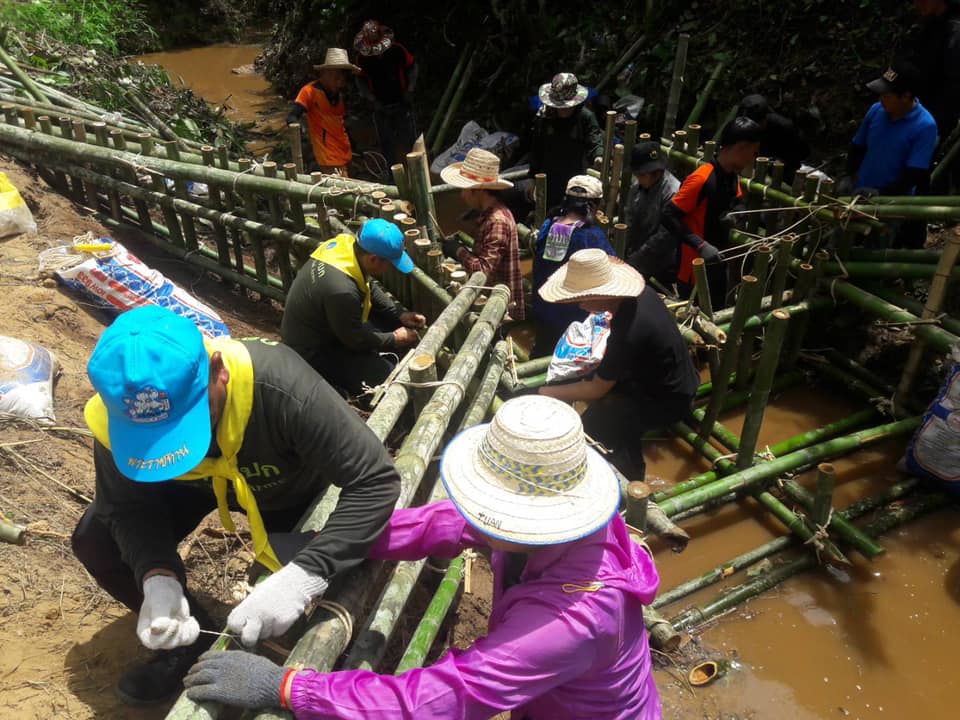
[647,385,960,719]
[135,44,281,124]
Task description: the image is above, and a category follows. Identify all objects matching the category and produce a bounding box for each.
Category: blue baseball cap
[358,218,413,274]
[87,306,211,482]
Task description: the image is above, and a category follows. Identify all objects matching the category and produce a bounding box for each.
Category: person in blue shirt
[847,60,938,248]
[532,175,616,353]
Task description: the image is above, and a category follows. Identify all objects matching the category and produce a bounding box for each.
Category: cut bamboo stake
[534,172,547,241]
[600,111,617,195]
[408,353,438,418]
[612,223,628,259]
[737,310,791,468]
[625,482,652,532]
[735,251,772,391]
[691,257,714,319]
[0,517,26,545]
[605,143,625,220]
[618,120,638,213]
[645,606,681,651]
[288,123,304,174]
[781,263,816,368]
[200,145,233,270]
[894,231,960,410]
[698,275,761,440]
[662,34,690,138]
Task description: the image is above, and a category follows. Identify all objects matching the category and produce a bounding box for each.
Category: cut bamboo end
[0,518,26,545]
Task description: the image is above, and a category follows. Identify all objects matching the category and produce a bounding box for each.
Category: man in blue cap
[281,218,426,398]
[72,305,402,705]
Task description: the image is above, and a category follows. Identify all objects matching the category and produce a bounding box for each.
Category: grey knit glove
[184,651,285,709]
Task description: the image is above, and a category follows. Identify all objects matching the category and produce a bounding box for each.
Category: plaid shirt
[457,201,525,320]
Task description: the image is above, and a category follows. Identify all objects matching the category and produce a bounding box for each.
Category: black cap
[866,60,922,96]
[630,141,666,174]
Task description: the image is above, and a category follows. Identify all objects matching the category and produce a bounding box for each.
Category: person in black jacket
[71,306,402,706]
[736,94,811,183]
[281,219,425,398]
[529,73,605,208]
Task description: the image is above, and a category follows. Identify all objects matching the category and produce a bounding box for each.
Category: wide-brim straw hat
[354,20,394,57]
[440,147,513,189]
[539,72,589,109]
[313,47,361,74]
[440,396,620,545]
[539,247,645,304]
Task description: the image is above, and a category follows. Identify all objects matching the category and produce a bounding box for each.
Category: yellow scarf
[311,233,372,322]
[84,337,282,573]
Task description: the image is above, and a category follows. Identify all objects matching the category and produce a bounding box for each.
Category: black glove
[442,236,462,259]
[698,242,721,263]
[184,651,285,709]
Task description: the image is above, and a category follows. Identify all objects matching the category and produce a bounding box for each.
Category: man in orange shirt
[660,117,761,308]
[287,48,359,176]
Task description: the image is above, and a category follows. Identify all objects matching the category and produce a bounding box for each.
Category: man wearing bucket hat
[282,218,425,398]
[183,395,663,719]
[352,19,419,164]
[441,148,525,320]
[71,305,402,705]
[624,141,681,283]
[529,73,605,207]
[537,249,698,481]
[287,48,360,175]
[532,174,616,350]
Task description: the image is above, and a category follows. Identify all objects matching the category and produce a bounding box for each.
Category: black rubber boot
[116,634,214,707]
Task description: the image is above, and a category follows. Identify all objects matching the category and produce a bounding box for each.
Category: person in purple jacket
[183,395,662,719]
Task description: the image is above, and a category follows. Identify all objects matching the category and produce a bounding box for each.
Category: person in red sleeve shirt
[287,48,359,175]
[353,20,419,164]
[440,148,526,321]
[660,117,761,308]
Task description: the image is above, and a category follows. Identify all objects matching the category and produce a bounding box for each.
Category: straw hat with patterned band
[440,148,514,190]
[354,19,394,57]
[440,395,620,545]
[538,247,645,304]
[313,47,361,74]
[539,72,589,109]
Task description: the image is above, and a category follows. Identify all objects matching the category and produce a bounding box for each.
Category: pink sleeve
[367,500,488,561]
[289,595,600,719]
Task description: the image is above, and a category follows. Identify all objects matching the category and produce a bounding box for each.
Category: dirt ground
[0,156,283,719]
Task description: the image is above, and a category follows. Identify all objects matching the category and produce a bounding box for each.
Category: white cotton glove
[137,575,200,651]
[227,563,328,647]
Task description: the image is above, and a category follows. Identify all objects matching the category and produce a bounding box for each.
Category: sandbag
[430,121,519,174]
[546,312,612,384]
[903,345,960,492]
[0,336,58,424]
[0,172,37,238]
[38,236,230,337]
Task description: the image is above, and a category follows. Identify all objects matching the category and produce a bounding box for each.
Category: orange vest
[295,82,351,167]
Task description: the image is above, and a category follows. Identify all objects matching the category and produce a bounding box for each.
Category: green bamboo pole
[848,248,943,262]
[200,145,233,270]
[829,280,959,354]
[612,223,628,258]
[326,287,510,676]
[822,261,960,281]
[656,417,919,517]
[124,90,189,152]
[514,356,551,378]
[684,58,729,127]
[751,489,848,564]
[839,194,960,207]
[768,238,795,311]
[595,33,648,91]
[405,150,440,241]
[0,44,49,104]
[870,286,960,337]
[425,43,473,148]
[605,143,625,220]
[662,33,690,138]
[459,340,509,430]
[780,263,816,369]
[652,478,918,610]
[430,48,477,158]
[393,553,465,672]
[698,275,761,440]
[670,489,948,632]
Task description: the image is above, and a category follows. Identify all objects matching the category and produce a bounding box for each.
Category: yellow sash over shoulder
[311,233,372,322]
